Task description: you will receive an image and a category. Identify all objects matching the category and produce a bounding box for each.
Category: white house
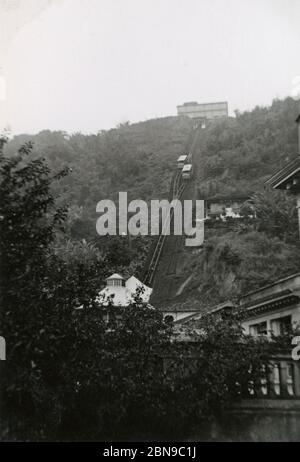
[97,273,153,307]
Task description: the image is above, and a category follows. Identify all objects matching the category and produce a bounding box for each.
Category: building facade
[239,273,300,337]
[177,101,228,120]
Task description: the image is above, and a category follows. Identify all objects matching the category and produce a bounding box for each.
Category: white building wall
[177,102,228,119]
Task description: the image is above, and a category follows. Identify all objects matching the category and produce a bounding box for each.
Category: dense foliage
[4,116,192,275]
[1,97,299,440]
[196,97,299,199]
[183,231,300,309]
[0,141,268,441]
[170,97,300,308]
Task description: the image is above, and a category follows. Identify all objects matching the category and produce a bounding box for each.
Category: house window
[247,366,255,396]
[249,321,268,337]
[270,316,292,336]
[164,315,174,324]
[107,279,123,287]
[286,364,294,396]
[260,365,268,396]
[273,364,281,395]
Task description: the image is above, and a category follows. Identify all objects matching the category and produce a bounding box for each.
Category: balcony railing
[243,354,300,399]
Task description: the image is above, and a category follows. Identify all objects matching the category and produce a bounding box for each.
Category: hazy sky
[0,0,300,134]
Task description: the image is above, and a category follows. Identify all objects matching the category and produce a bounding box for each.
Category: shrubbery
[0,142,268,441]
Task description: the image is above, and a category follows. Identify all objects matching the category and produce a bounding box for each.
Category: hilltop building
[177,101,228,120]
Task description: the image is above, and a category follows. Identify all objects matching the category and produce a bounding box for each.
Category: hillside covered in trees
[5,116,192,205]
[196,97,299,199]
[172,97,300,310]
[4,116,193,276]
[5,97,299,216]
[4,97,300,306]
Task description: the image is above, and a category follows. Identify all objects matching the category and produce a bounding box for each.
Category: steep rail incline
[143,170,185,287]
[143,127,200,290]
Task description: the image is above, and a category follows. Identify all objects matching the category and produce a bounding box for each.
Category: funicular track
[143,126,200,289]
[143,170,185,287]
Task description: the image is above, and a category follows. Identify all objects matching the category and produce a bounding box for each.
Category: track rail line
[143,171,185,286]
[143,127,199,287]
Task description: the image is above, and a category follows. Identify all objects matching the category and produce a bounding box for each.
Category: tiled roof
[106,273,124,280]
[239,290,300,319]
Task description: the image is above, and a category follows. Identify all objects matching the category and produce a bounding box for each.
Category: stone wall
[191,400,300,441]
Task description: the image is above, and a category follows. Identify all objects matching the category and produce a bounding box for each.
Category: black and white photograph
[1,0,300,445]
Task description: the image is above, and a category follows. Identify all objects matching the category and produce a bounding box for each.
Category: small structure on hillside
[97,273,153,307]
[205,196,250,219]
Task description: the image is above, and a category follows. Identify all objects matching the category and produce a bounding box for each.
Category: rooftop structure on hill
[177,101,228,120]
